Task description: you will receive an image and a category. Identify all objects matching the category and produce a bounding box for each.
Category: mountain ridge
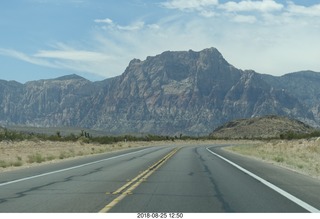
[0,47,320,135]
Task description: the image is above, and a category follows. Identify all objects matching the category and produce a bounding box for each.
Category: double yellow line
[99,147,180,213]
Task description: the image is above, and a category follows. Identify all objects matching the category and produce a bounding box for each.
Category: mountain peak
[1,47,319,136]
[54,74,88,81]
[127,47,231,75]
[198,47,220,54]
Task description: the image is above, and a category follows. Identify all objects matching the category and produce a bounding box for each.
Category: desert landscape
[1,138,319,180]
[0,139,165,172]
[226,138,320,179]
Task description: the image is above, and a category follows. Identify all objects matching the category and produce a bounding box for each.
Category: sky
[0,0,320,83]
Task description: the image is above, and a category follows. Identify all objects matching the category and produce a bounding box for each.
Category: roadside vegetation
[227,139,320,179]
[209,130,320,141]
[0,128,206,171]
[0,128,204,144]
[279,130,320,140]
[1,126,320,179]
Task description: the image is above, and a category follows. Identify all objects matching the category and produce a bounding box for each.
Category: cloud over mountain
[1,1,320,83]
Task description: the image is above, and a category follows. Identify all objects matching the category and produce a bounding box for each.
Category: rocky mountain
[0,48,320,136]
[210,115,316,139]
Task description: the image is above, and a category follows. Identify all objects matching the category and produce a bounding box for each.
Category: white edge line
[206,147,320,213]
[0,148,152,187]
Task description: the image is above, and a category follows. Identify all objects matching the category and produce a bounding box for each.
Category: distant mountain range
[1,47,320,136]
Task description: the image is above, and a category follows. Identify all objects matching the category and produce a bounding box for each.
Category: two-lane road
[0,144,319,212]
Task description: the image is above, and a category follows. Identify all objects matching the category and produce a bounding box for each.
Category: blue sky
[1,0,320,83]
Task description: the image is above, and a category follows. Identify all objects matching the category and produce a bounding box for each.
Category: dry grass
[3,138,318,179]
[0,139,254,172]
[0,139,166,172]
[227,139,320,178]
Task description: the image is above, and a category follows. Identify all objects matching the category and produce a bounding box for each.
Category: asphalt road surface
[0,144,319,213]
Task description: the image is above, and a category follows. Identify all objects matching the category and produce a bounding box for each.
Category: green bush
[0,128,213,144]
[280,131,320,140]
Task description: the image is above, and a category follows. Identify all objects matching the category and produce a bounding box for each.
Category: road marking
[206,147,320,213]
[0,147,153,187]
[99,147,180,213]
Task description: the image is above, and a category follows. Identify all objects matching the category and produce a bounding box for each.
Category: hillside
[210,115,317,139]
[0,48,320,135]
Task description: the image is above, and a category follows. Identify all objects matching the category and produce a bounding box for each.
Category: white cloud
[161,0,218,11]
[94,18,113,24]
[116,21,145,31]
[91,15,222,76]
[219,0,284,13]
[34,43,111,61]
[287,2,320,17]
[161,0,284,14]
[0,48,57,68]
[0,45,113,78]
[232,14,257,23]
[96,18,146,31]
[153,0,320,75]
[199,9,216,18]
[1,1,320,80]
[161,0,218,17]
[34,50,107,61]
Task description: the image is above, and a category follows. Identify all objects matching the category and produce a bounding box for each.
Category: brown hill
[209,115,317,139]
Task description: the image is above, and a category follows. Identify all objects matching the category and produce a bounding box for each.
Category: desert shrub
[0,129,28,141]
[11,160,23,167]
[28,153,46,163]
[0,160,8,168]
[280,131,320,140]
[64,133,78,142]
[273,155,285,163]
[59,151,68,159]
[46,154,56,161]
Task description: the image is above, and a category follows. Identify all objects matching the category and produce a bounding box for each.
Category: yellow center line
[99,147,180,213]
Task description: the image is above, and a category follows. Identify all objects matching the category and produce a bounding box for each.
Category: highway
[0,144,319,213]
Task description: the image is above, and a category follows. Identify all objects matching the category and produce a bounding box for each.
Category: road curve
[0,143,319,213]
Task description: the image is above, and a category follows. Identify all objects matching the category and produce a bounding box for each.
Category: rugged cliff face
[0,75,100,128]
[0,48,319,135]
[93,48,244,134]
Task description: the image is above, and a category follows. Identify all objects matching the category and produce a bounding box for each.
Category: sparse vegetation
[2,124,320,180]
[0,158,23,168]
[279,130,320,140]
[227,139,320,178]
[27,153,46,163]
[0,160,8,168]
[273,155,285,163]
[0,131,194,172]
[0,128,182,144]
[59,151,68,160]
